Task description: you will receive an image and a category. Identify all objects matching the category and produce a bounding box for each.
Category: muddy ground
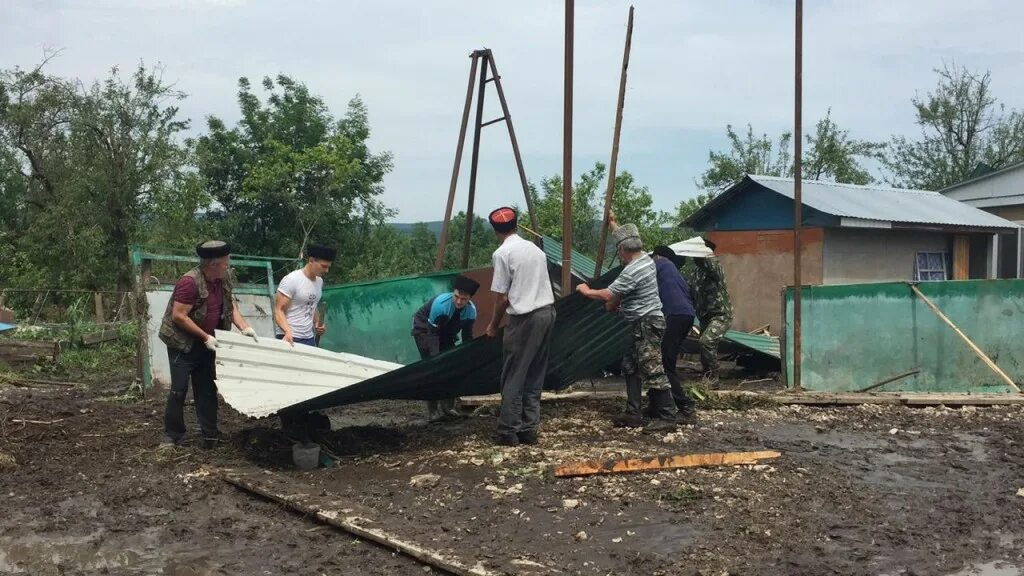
[1,371,1023,575]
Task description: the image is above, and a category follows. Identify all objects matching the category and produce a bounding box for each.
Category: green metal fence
[783,280,1024,393]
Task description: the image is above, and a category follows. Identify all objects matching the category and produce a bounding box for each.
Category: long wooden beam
[554,450,781,478]
[221,470,499,576]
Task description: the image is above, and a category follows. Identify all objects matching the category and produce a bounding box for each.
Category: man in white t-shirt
[275,244,336,347]
[485,207,556,447]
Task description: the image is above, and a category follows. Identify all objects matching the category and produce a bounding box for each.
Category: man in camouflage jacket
[693,238,733,380]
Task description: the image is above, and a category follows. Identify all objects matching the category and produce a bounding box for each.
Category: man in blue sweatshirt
[411,275,480,422]
[650,246,698,424]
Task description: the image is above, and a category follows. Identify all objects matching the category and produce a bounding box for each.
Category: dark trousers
[497,305,556,436]
[663,314,696,410]
[276,334,317,347]
[413,333,458,419]
[164,345,218,441]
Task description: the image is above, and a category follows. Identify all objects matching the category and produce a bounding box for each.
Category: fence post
[94,292,105,324]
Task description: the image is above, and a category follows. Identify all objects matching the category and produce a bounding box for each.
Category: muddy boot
[676,394,698,426]
[643,389,679,433]
[613,376,645,427]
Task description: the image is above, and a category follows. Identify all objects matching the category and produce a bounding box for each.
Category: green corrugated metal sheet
[721,330,781,359]
[783,280,1024,392]
[540,236,613,280]
[283,268,631,412]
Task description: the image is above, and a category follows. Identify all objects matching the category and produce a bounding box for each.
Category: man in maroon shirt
[159,240,257,448]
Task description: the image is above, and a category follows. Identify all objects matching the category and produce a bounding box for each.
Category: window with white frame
[915,251,948,281]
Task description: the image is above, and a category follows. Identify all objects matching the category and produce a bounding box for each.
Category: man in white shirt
[485,207,556,447]
[275,244,336,347]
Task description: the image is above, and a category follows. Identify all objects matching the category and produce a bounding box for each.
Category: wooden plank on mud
[0,339,58,366]
[554,450,781,478]
[219,468,501,576]
[775,392,1024,406]
[82,328,120,347]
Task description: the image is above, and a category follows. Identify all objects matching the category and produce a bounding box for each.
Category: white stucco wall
[822,228,953,284]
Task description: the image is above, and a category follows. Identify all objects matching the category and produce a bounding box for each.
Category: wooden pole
[554,450,781,478]
[486,53,540,233]
[792,0,804,390]
[909,283,1021,393]
[593,6,635,281]
[461,52,489,270]
[435,52,481,271]
[221,472,500,576]
[561,0,574,296]
[93,292,105,324]
[856,369,920,393]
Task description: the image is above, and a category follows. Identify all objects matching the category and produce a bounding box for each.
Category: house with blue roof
[685,175,1020,333]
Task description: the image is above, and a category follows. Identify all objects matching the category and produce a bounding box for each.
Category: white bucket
[292,442,320,470]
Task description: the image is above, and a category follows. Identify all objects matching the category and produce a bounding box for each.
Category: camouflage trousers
[698,314,732,375]
[621,315,671,392]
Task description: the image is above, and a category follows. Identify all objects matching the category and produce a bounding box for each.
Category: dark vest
[158,267,235,352]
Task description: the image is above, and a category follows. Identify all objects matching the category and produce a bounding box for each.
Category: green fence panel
[318,271,463,364]
[784,280,1024,393]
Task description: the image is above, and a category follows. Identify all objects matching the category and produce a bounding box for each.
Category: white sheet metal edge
[213,329,403,418]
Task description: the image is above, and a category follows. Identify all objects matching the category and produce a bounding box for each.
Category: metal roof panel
[749,175,1017,230]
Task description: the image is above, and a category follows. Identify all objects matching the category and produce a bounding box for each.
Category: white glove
[241,327,258,342]
[204,335,219,351]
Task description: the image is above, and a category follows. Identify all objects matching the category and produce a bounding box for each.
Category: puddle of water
[0,530,219,575]
[947,561,1023,576]
[587,520,698,553]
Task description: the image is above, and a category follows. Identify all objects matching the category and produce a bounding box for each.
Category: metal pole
[462,51,489,269]
[435,52,480,271]
[792,0,804,389]
[487,53,540,233]
[561,0,574,295]
[593,6,634,281]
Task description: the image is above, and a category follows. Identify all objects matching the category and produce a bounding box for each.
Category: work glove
[203,335,219,352]
[241,326,258,342]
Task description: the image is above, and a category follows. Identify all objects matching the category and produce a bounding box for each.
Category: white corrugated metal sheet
[750,175,1018,230]
[146,291,276,388]
[213,330,402,418]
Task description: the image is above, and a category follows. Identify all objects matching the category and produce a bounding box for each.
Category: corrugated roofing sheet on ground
[748,175,1017,230]
[214,330,402,417]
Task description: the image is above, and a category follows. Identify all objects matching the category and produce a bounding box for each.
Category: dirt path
[2,379,1023,575]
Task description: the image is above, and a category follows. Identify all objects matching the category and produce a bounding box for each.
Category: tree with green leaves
[698,124,793,193]
[884,63,1024,190]
[1,57,194,291]
[699,112,883,194]
[524,162,677,262]
[195,76,393,264]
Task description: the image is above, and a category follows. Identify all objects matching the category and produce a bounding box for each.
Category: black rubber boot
[676,391,698,426]
[613,376,646,427]
[643,388,679,433]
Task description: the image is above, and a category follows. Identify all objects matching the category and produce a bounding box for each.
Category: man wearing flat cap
[485,206,556,447]
[159,240,258,448]
[275,244,336,347]
[411,274,481,422]
[577,214,679,432]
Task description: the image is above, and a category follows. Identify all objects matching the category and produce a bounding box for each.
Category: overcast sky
[4,0,1024,222]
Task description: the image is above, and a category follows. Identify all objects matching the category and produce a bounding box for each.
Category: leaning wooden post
[909,283,1021,393]
[593,5,634,281]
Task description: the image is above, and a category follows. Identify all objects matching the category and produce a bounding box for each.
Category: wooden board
[463,389,1024,407]
[953,235,970,280]
[554,450,781,478]
[0,340,58,366]
[82,329,121,347]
